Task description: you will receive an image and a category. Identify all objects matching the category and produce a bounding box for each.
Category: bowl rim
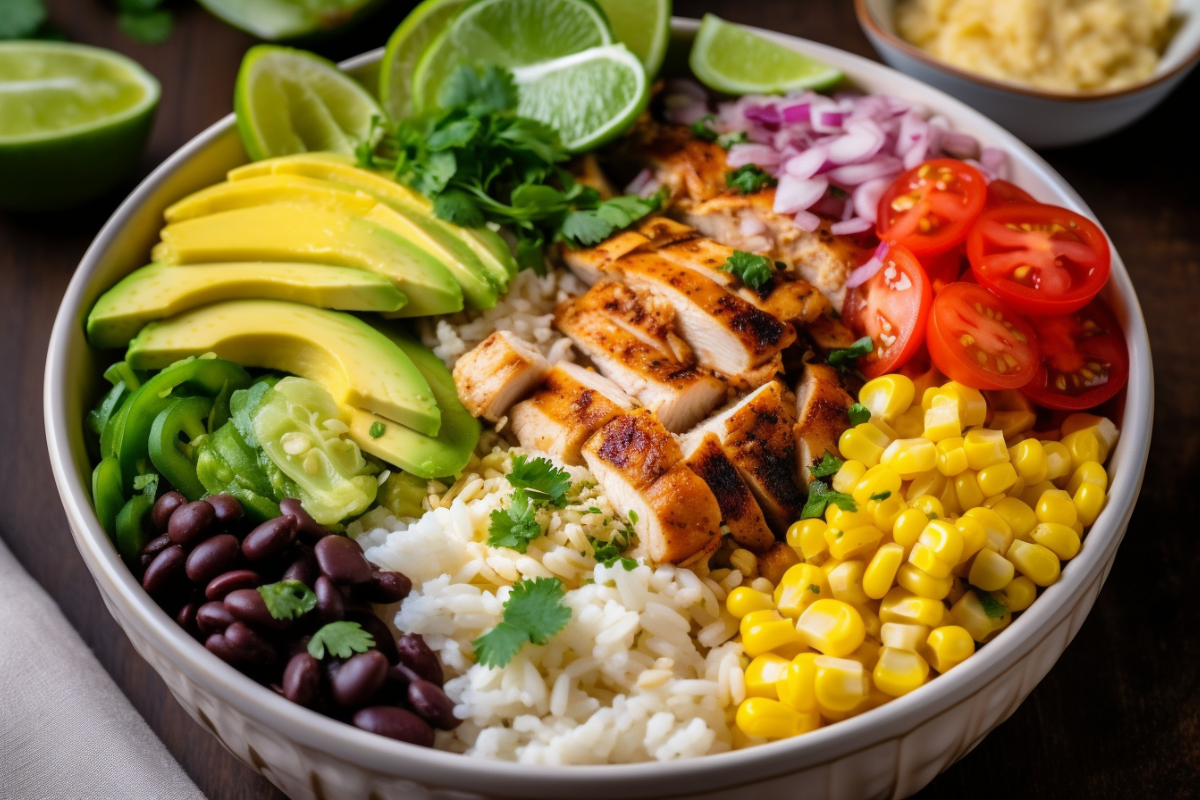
[854,0,1200,103]
[44,17,1155,798]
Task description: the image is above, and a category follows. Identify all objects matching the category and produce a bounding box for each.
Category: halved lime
[235,45,383,161]
[411,0,613,112]
[197,0,383,41]
[0,42,159,212]
[379,0,471,120]
[689,14,843,95]
[593,0,671,78]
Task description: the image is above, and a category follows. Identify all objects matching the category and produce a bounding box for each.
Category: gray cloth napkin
[0,537,205,800]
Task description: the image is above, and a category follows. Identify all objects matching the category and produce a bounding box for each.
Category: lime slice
[411,0,613,112]
[235,45,383,162]
[689,14,843,95]
[197,0,383,41]
[379,0,471,120]
[0,41,159,211]
[513,44,648,152]
[593,0,671,78]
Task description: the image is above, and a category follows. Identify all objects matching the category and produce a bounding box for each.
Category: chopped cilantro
[584,507,602,514]
[487,489,544,553]
[507,455,571,507]
[689,115,718,142]
[589,531,635,569]
[369,421,386,439]
[870,490,892,502]
[726,164,777,194]
[628,509,639,525]
[978,592,1009,619]
[835,530,844,539]
[717,131,747,149]
[720,250,775,290]
[307,621,375,660]
[801,481,857,520]
[829,185,849,199]
[807,584,821,594]
[808,451,845,479]
[258,581,317,621]
[472,578,571,668]
[848,403,872,426]
[827,336,874,372]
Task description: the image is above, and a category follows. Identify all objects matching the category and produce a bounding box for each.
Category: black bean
[167,500,215,546]
[282,550,319,586]
[345,610,399,665]
[139,533,173,570]
[185,534,240,585]
[396,633,443,687]
[314,576,345,624]
[224,588,287,631]
[176,602,201,638]
[407,679,460,730]
[205,632,239,664]
[280,498,328,543]
[205,569,260,601]
[352,707,433,747]
[386,663,421,691]
[224,622,277,666]
[142,544,186,597]
[241,516,297,561]
[206,493,243,526]
[329,650,389,708]
[196,601,236,635]
[357,570,412,604]
[282,652,321,707]
[314,535,372,585]
[152,492,187,533]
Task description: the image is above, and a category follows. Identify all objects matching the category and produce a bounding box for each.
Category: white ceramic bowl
[856,0,1200,147]
[45,19,1153,800]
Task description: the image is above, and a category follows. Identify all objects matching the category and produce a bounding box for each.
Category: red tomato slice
[1021,298,1129,410]
[926,282,1040,390]
[967,203,1111,316]
[876,158,988,258]
[842,244,932,379]
[985,179,1036,208]
[921,248,966,294]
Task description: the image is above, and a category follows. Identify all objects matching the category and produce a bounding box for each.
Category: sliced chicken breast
[583,280,694,364]
[452,331,549,423]
[681,432,775,554]
[804,313,861,355]
[617,119,728,209]
[794,359,855,480]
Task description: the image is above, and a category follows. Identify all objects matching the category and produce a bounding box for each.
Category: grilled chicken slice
[635,216,697,249]
[687,381,806,532]
[452,331,549,423]
[618,119,728,209]
[756,542,803,585]
[681,432,775,554]
[583,279,694,363]
[804,313,860,355]
[562,231,652,284]
[555,285,726,432]
[582,409,722,565]
[794,359,855,480]
[509,363,636,466]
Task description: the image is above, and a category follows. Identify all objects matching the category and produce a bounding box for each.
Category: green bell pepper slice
[115,493,155,565]
[91,456,125,539]
[148,395,214,501]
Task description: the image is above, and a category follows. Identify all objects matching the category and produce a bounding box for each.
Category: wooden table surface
[2,1,1197,797]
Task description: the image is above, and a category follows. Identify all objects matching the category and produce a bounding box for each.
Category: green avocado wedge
[349,324,480,479]
[86,262,407,350]
[125,300,441,437]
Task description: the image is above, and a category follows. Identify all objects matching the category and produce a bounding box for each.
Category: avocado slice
[348,325,480,479]
[125,299,442,437]
[229,153,517,285]
[152,204,463,317]
[87,262,407,350]
[164,174,500,310]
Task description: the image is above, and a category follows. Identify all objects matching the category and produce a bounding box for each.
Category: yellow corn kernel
[1031,522,1081,560]
[819,557,844,579]
[880,587,946,626]
[955,516,988,562]
[776,652,819,712]
[918,520,964,563]
[1009,439,1048,484]
[826,524,883,561]
[827,560,869,605]
[740,610,802,657]
[991,497,1037,541]
[839,423,892,467]
[996,575,1037,612]
[855,600,883,640]
[1006,540,1062,586]
[922,401,962,443]
[893,404,926,439]
[864,543,905,599]
[873,646,930,697]
[946,575,968,605]
[951,590,1011,643]
[935,436,969,477]
[788,518,829,563]
[1020,480,1057,509]
[892,508,929,548]
[1067,461,1109,496]
[1061,428,1109,472]
[813,655,870,713]
[832,459,868,495]
[1035,488,1078,528]
[1006,474,1026,503]
[745,653,792,699]
[1061,414,1119,451]
[853,464,903,505]
[963,429,1010,470]
[962,507,1013,554]
[870,494,907,533]
[872,417,899,440]
[774,564,830,619]
[968,547,1015,591]
[859,374,915,421]
[990,410,1037,440]
[825,504,874,531]
[796,599,866,657]
[881,438,938,479]
[943,382,988,426]
[736,697,819,739]
[909,494,946,520]
[954,470,985,511]
[727,586,776,619]
[938,480,963,517]
[1041,440,1073,484]
[977,462,1018,497]
[880,622,930,651]
[1074,482,1106,527]
[896,562,952,600]
[845,639,882,671]
[908,543,953,579]
[923,625,975,673]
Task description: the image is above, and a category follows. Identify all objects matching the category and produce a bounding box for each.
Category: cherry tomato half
[967,203,1111,316]
[1021,298,1129,411]
[842,244,932,379]
[877,158,988,258]
[926,282,1040,390]
[985,179,1036,209]
[921,248,966,294]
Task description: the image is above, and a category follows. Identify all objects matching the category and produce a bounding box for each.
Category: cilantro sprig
[487,489,544,553]
[472,578,571,668]
[828,337,874,372]
[690,115,718,142]
[589,531,636,570]
[258,580,317,621]
[808,451,845,479]
[720,250,775,290]
[726,165,777,194]
[506,455,571,507]
[848,403,872,425]
[978,592,1009,619]
[307,621,375,660]
[801,481,857,520]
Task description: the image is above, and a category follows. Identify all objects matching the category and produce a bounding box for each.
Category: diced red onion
[784,147,829,180]
[744,104,782,127]
[831,218,874,236]
[854,177,892,223]
[793,210,822,232]
[845,242,891,288]
[774,175,829,214]
[940,130,981,160]
[664,95,711,126]
[827,119,886,165]
[624,169,653,197]
[726,143,782,169]
[740,215,768,237]
[981,147,1010,180]
[782,103,810,124]
[826,155,904,187]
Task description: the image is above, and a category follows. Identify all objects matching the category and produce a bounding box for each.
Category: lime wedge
[235,45,383,162]
[197,0,383,41]
[379,0,471,120]
[0,42,159,211]
[593,0,671,78]
[689,14,843,95]
[411,0,613,112]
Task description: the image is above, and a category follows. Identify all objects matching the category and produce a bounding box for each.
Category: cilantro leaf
[487,489,543,553]
[258,580,317,621]
[507,455,571,507]
[828,336,874,371]
[589,531,632,568]
[433,188,486,228]
[720,250,775,290]
[690,115,717,142]
[560,194,663,249]
[726,165,777,194]
[118,9,172,44]
[0,0,45,39]
[307,621,375,660]
[807,584,821,594]
[368,421,386,439]
[870,490,892,501]
[978,592,1009,619]
[472,578,571,668]
[132,473,158,496]
[437,64,518,113]
[808,451,845,479]
[471,622,528,669]
[848,403,872,425]
[801,481,857,520]
[718,131,747,149]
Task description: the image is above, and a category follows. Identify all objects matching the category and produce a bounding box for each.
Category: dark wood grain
[1,1,1196,798]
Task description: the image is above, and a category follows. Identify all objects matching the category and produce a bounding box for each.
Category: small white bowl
[856,0,1200,147]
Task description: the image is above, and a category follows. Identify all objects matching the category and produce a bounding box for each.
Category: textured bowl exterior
[46,23,1153,800]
